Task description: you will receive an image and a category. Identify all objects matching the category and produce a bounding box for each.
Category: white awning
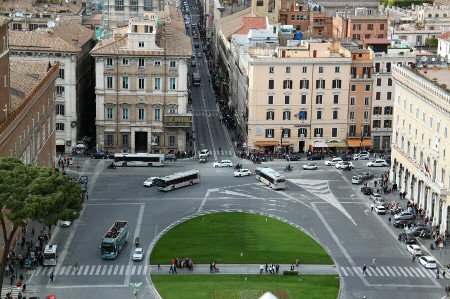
[312,141,328,148]
[56,139,65,146]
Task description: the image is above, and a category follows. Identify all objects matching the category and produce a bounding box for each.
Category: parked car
[199,157,207,163]
[324,158,343,166]
[405,226,428,236]
[398,233,417,244]
[197,52,202,58]
[385,155,391,164]
[302,163,317,170]
[194,43,199,48]
[359,172,374,180]
[132,248,144,261]
[165,153,177,161]
[419,256,436,269]
[79,175,88,184]
[199,149,211,158]
[360,186,373,195]
[393,219,414,228]
[374,205,386,215]
[407,244,422,256]
[233,169,251,177]
[143,177,159,187]
[370,193,382,201]
[353,153,370,160]
[191,60,196,67]
[367,159,389,167]
[340,154,352,161]
[418,229,432,239]
[335,161,354,170]
[213,160,233,168]
[351,175,363,184]
[286,154,301,161]
[59,220,71,227]
[307,154,324,160]
[92,152,109,159]
[394,211,415,221]
[376,198,389,209]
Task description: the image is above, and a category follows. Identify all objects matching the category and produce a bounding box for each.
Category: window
[138,41,145,48]
[384,106,393,115]
[56,86,65,96]
[300,79,309,89]
[349,111,355,119]
[301,94,307,104]
[169,77,177,90]
[106,76,113,89]
[350,97,356,105]
[106,58,113,66]
[380,24,385,30]
[298,110,307,120]
[106,107,114,120]
[302,67,307,74]
[331,128,338,137]
[333,94,339,104]
[316,110,322,119]
[332,79,341,89]
[122,134,129,147]
[169,136,176,147]
[169,60,176,68]
[367,23,374,30]
[353,24,361,30]
[384,120,392,128]
[376,78,381,86]
[283,111,291,120]
[58,69,65,80]
[318,67,323,74]
[169,106,177,114]
[130,0,138,10]
[154,78,161,90]
[373,107,382,115]
[154,61,161,66]
[268,80,274,89]
[269,67,274,74]
[316,79,325,89]
[115,0,124,10]
[122,77,129,89]
[154,108,161,121]
[386,62,391,72]
[56,123,64,131]
[364,97,370,106]
[283,80,293,89]
[138,58,145,68]
[266,110,274,120]
[286,67,291,74]
[298,128,307,137]
[422,112,426,123]
[282,128,291,138]
[265,129,274,138]
[284,95,290,104]
[335,66,340,74]
[429,116,433,128]
[56,104,64,116]
[122,58,129,65]
[365,84,371,91]
[316,95,323,104]
[106,134,114,146]
[138,78,145,90]
[314,128,323,137]
[373,120,381,128]
[332,110,338,119]
[386,92,392,100]
[268,96,273,104]
[388,78,392,86]
[122,108,129,121]
[351,85,356,92]
[364,110,369,120]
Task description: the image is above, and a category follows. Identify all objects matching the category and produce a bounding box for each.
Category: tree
[0,157,83,294]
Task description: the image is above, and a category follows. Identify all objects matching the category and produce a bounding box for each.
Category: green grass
[151,212,332,264]
[152,274,339,299]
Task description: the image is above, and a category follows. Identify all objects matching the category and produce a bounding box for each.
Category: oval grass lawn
[150,212,333,265]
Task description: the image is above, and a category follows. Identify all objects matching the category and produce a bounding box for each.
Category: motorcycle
[135,237,140,247]
[107,163,116,169]
[235,163,242,170]
[284,165,293,172]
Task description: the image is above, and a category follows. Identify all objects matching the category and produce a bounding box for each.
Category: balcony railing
[417,168,447,196]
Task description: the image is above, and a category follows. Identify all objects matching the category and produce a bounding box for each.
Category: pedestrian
[265,263,268,273]
[371,258,376,269]
[169,265,174,274]
[437,268,440,279]
[85,193,89,200]
[19,273,24,281]
[31,227,35,237]
[446,284,450,297]
[388,217,391,225]
[50,271,54,283]
[74,261,79,269]
[362,265,367,276]
[269,264,273,274]
[259,264,264,274]
[173,264,177,274]
[10,274,15,286]
[295,257,300,267]
[22,283,26,292]
[412,254,416,262]
[157,262,161,270]
[276,264,279,274]
[290,264,295,271]
[443,270,447,279]
[17,292,23,299]
[371,203,374,211]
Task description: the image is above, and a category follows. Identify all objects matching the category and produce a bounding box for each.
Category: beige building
[91,6,192,153]
[391,66,450,234]
[247,40,352,153]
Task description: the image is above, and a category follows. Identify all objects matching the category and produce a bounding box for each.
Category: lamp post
[360,125,364,152]
[129,282,142,298]
[280,127,284,155]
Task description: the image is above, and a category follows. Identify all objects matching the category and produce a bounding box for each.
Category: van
[374,205,386,215]
[351,175,363,184]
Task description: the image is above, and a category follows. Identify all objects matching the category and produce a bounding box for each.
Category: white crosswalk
[339,265,437,279]
[33,264,149,277]
[1,286,22,298]
[193,112,220,117]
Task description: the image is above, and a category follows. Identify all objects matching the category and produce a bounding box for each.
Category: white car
[199,149,211,158]
[370,193,382,202]
[407,244,422,256]
[324,158,343,166]
[233,169,251,177]
[367,159,388,167]
[143,177,159,187]
[59,220,71,227]
[419,256,437,269]
[335,161,353,169]
[374,205,386,215]
[213,160,233,168]
[354,153,370,160]
[302,163,317,170]
[132,248,144,261]
[351,175,363,184]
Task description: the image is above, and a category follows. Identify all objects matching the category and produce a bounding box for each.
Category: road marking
[125,265,131,275]
[341,267,348,276]
[95,265,101,275]
[137,265,142,275]
[107,265,113,275]
[415,267,427,277]
[113,265,119,275]
[369,267,377,276]
[119,265,125,275]
[409,267,420,277]
[35,267,44,276]
[77,266,84,275]
[386,266,396,276]
[131,265,136,275]
[83,265,90,275]
[380,266,390,276]
[398,267,408,276]
[125,204,145,285]
[375,267,384,276]
[89,266,96,275]
[65,266,72,275]
[101,265,107,275]
[144,264,148,275]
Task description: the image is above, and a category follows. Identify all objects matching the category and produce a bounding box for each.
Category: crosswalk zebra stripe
[392,267,401,276]
[409,267,420,277]
[380,267,390,276]
[66,266,72,275]
[341,267,348,276]
[386,266,396,276]
[101,265,107,275]
[126,265,131,275]
[144,264,148,275]
[137,265,142,275]
[78,266,84,275]
[83,265,90,275]
[414,267,427,277]
[375,267,384,276]
[113,265,119,275]
[131,265,137,275]
[35,267,43,276]
[428,269,436,277]
[95,265,101,275]
[403,267,413,277]
[368,267,376,276]
[398,267,408,276]
[106,265,113,275]
[345,267,354,276]
[119,265,125,275]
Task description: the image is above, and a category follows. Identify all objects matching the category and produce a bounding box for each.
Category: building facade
[0,18,10,124]
[391,66,449,234]
[8,20,96,154]
[438,32,450,63]
[334,14,388,41]
[91,8,192,153]
[247,41,352,153]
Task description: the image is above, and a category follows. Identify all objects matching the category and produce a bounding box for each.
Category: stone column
[413,179,419,204]
[440,202,448,235]
[426,187,432,217]
[130,127,136,153]
[433,195,441,227]
[147,127,152,153]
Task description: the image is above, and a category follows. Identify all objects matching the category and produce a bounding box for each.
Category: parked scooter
[107,163,116,169]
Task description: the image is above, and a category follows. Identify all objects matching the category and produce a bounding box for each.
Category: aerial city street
[0,0,449,298]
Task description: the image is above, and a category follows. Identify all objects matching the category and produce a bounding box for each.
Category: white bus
[155,170,200,191]
[43,244,58,266]
[255,167,286,190]
[113,153,165,167]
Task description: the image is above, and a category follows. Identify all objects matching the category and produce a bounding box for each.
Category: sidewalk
[149,264,337,275]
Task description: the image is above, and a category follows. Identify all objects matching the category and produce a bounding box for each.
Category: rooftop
[438,32,450,40]
[0,0,82,15]
[219,7,256,39]
[234,17,267,35]
[0,17,11,27]
[363,38,391,45]
[417,68,450,90]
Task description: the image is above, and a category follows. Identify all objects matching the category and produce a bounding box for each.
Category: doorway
[135,132,148,153]
[298,141,305,153]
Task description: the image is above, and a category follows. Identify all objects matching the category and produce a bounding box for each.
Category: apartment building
[105,0,164,28]
[371,43,416,150]
[0,18,10,124]
[333,13,388,42]
[391,66,449,234]
[247,40,352,153]
[8,20,96,154]
[91,7,192,153]
[438,32,450,63]
[251,0,280,23]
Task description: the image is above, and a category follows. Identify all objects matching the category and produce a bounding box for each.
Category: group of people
[168,257,194,274]
[260,263,280,274]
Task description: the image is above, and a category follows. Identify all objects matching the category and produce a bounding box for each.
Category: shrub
[283,270,299,275]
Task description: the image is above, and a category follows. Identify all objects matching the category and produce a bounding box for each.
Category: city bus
[155,170,200,191]
[255,167,286,190]
[43,244,58,266]
[113,153,165,167]
[192,73,201,86]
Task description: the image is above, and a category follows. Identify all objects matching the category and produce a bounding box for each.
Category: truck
[101,221,129,260]
[192,72,201,86]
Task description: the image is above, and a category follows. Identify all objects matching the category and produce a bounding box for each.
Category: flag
[424,162,430,176]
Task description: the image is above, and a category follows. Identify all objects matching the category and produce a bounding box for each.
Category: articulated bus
[113,153,165,167]
[255,167,286,190]
[155,170,200,191]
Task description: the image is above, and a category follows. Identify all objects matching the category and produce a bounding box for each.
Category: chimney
[47,62,52,71]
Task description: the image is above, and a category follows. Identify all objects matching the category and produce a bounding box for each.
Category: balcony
[417,168,447,196]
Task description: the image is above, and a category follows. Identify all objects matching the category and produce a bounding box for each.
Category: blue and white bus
[255,167,286,190]
[155,170,200,191]
[113,153,165,167]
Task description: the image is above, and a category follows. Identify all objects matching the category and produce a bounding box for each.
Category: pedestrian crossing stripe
[340,266,437,279]
[33,264,150,277]
[212,150,233,156]
[0,287,22,298]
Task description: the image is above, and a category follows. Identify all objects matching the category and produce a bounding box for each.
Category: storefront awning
[327,142,347,148]
[56,139,65,146]
[347,138,372,147]
[312,141,328,148]
[254,141,279,147]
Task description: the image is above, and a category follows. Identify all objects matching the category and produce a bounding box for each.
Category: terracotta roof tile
[438,32,450,40]
[219,7,255,39]
[234,17,266,35]
[363,38,391,45]
[0,0,82,14]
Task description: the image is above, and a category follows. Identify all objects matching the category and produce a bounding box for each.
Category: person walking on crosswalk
[371,258,376,269]
[362,265,367,276]
[50,271,54,283]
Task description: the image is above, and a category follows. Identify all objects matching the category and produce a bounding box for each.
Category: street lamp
[280,127,284,154]
[129,282,142,298]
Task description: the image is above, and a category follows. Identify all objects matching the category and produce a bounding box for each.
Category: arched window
[266,110,274,120]
[283,111,291,120]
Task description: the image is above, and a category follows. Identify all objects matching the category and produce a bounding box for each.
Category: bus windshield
[44,253,56,260]
[101,244,115,254]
